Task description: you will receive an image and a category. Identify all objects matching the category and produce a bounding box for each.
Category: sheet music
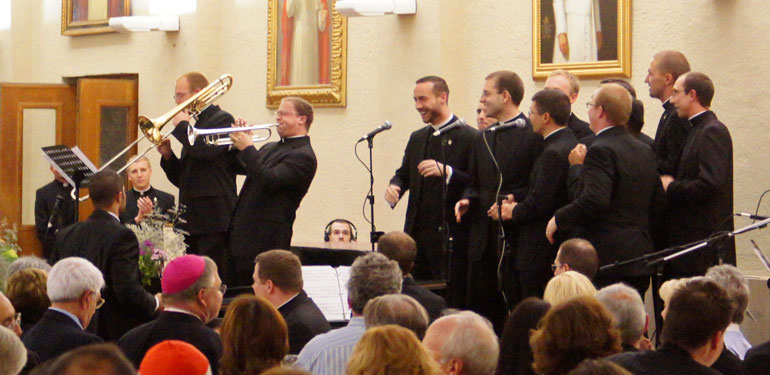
[337,266,352,319]
[41,145,98,187]
[302,266,348,321]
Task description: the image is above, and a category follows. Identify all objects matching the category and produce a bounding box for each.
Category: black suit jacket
[609,344,722,375]
[278,290,331,354]
[712,348,743,375]
[463,114,543,262]
[52,210,158,341]
[744,340,770,375]
[160,105,238,235]
[389,117,477,278]
[401,277,447,322]
[654,99,690,175]
[22,309,103,363]
[34,180,78,258]
[567,113,593,139]
[667,111,735,274]
[510,128,578,272]
[117,311,223,374]
[555,126,665,277]
[120,186,176,224]
[229,136,317,259]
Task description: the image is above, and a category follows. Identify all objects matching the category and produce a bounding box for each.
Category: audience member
[121,156,175,225]
[347,325,440,375]
[262,366,312,375]
[118,255,223,373]
[252,250,330,354]
[496,298,551,375]
[658,277,689,319]
[219,295,288,375]
[22,258,103,363]
[297,252,402,375]
[567,359,631,375]
[422,311,499,375]
[139,340,212,375]
[609,278,733,375]
[542,271,596,306]
[530,296,621,375]
[42,343,135,375]
[0,326,26,375]
[596,284,650,352]
[744,338,770,375]
[363,294,429,339]
[6,256,50,280]
[706,264,751,358]
[377,231,447,321]
[6,268,50,332]
[552,239,598,280]
[1,291,38,375]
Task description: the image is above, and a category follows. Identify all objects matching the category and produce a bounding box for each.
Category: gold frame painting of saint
[532,0,631,79]
[267,0,348,108]
[61,0,130,36]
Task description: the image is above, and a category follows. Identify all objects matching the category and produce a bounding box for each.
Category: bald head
[422,311,498,375]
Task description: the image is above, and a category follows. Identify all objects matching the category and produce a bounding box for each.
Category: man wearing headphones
[324,219,357,243]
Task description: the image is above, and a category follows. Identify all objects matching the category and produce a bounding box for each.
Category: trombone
[187,123,276,146]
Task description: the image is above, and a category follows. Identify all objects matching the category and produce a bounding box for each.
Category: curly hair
[6,268,50,328]
[530,296,621,375]
[220,295,288,375]
[347,325,440,375]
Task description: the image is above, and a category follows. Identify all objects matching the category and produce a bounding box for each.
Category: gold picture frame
[532,0,631,79]
[61,0,130,36]
[267,0,347,108]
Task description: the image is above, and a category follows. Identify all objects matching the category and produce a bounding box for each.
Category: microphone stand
[366,137,384,251]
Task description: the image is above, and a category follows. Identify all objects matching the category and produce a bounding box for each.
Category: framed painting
[61,0,130,36]
[532,0,631,79]
[267,0,347,108]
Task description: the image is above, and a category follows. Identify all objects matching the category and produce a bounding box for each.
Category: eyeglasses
[528,109,541,116]
[551,263,565,272]
[219,284,227,295]
[173,93,190,100]
[585,102,598,109]
[94,294,105,310]
[2,312,21,329]
[274,110,298,118]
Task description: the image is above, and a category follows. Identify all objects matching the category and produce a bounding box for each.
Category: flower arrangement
[127,206,188,287]
[0,218,22,262]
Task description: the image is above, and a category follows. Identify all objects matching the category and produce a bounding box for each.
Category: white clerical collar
[499,112,523,125]
[133,186,151,194]
[164,307,202,321]
[430,114,455,131]
[276,292,300,309]
[543,127,566,140]
[663,97,671,106]
[688,110,707,121]
[595,125,616,136]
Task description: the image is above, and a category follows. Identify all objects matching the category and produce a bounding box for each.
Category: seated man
[609,278,733,375]
[377,231,447,321]
[324,219,357,243]
[22,257,104,363]
[118,255,223,374]
[706,264,750,375]
[297,252,402,375]
[422,311,499,375]
[363,294,430,339]
[252,250,330,354]
[0,325,27,375]
[596,283,650,352]
[43,343,136,375]
[552,238,599,281]
[121,156,175,224]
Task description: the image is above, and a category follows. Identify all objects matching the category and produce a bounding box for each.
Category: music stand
[41,145,98,220]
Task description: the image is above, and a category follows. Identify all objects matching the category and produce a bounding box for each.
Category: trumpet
[187,123,276,146]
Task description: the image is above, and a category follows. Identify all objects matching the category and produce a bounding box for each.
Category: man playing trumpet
[227,96,318,286]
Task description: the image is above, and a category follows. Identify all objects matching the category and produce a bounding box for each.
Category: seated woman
[347,324,439,375]
[542,271,596,306]
[6,268,50,332]
[496,298,551,375]
[220,295,289,375]
[530,296,621,375]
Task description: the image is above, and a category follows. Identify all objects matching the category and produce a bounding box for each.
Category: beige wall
[3,0,770,277]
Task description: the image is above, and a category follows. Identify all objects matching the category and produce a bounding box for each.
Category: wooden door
[76,78,138,221]
[0,84,77,257]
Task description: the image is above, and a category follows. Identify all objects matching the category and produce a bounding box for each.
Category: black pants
[186,231,228,279]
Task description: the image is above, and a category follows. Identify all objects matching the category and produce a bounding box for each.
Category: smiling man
[227,96,318,287]
[121,156,175,224]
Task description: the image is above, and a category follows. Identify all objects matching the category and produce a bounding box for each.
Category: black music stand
[42,145,98,220]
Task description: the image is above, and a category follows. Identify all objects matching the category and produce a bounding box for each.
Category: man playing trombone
[157,72,238,274]
[227,96,318,287]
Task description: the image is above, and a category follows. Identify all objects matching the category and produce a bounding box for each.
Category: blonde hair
[659,278,691,306]
[347,325,440,375]
[543,271,597,306]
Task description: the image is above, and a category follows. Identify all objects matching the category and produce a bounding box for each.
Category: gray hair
[437,311,499,375]
[47,258,105,302]
[162,256,217,303]
[0,326,26,375]
[706,264,749,324]
[596,283,646,345]
[364,294,429,339]
[8,255,51,279]
[347,253,402,313]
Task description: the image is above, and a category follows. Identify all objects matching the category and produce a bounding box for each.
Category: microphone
[47,194,65,229]
[485,118,526,132]
[737,213,769,220]
[433,119,467,137]
[358,121,392,142]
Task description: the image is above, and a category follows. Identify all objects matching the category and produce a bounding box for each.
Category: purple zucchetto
[161,255,205,294]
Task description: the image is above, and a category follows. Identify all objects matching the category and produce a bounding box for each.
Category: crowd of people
[4,48,767,375]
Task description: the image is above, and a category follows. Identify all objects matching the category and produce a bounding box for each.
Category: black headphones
[324,219,358,242]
